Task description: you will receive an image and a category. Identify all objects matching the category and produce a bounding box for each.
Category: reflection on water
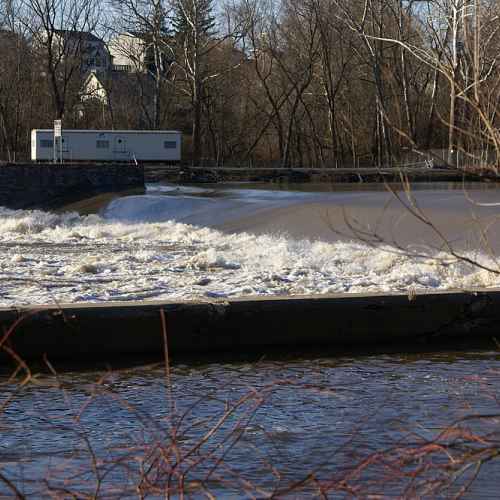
[1,350,500,497]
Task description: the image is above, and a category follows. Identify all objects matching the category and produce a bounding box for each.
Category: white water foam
[0,205,498,306]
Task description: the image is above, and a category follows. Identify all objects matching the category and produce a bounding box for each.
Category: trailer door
[113,136,128,156]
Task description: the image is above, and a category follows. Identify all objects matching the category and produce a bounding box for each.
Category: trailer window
[40,139,53,148]
[97,140,110,149]
[164,141,177,149]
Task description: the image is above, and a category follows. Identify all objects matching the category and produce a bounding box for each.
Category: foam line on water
[0,206,498,306]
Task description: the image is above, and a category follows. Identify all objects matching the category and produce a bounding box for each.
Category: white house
[108,31,172,74]
[36,29,111,74]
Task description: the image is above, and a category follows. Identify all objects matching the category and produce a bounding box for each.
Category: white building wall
[32,130,181,162]
[81,72,109,103]
[109,34,145,70]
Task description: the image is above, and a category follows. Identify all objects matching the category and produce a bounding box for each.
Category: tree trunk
[192,81,202,164]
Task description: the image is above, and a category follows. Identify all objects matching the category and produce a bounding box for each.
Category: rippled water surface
[2,350,500,497]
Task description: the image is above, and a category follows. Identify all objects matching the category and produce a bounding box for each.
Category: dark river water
[2,182,500,497]
[2,349,500,497]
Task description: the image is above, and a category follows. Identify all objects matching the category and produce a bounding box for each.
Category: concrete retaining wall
[0,163,144,209]
[0,289,498,362]
[145,165,497,184]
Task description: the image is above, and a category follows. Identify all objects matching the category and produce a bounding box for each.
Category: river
[2,349,500,497]
[1,181,500,305]
[1,181,500,497]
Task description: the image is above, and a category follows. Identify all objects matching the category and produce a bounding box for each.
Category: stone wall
[0,163,144,209]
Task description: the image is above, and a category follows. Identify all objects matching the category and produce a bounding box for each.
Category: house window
[164,141,177,149]
[40,139,53,148]
[97,140,109,149]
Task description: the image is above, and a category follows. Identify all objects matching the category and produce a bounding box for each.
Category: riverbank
[2,288,498,362]
[146,165,499,184]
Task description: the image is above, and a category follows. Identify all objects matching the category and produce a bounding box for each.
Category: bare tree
[311,0,353,166]
[20,0,100,121]
[109,0,174,129]
[0,1,41,161]
[0,0,15,29]
[172,0,249,164]
[343,0,500,169]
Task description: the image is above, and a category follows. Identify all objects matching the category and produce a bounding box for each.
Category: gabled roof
[54,30,103,43]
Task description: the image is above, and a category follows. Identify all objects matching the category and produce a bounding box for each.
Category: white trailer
[31,129,181,162]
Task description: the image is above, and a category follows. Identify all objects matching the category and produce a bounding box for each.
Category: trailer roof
[32,129,181,134]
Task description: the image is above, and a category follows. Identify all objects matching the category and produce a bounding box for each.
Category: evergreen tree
[171,0,216,43]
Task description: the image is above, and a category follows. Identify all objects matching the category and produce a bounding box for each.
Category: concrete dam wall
[0,163,144,209]
[1,289,498,362]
